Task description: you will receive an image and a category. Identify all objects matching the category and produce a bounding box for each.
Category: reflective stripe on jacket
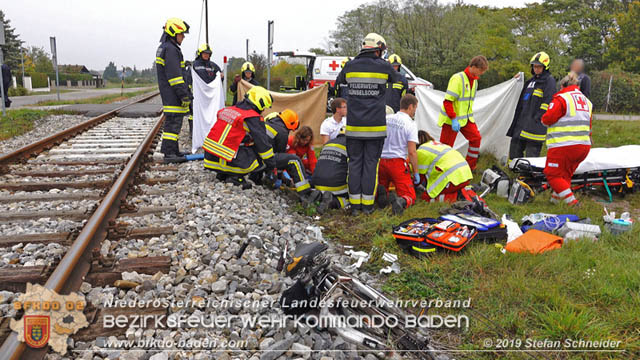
[546,90,592,149]
[334,52,400,139]
[506,71,556,142]
[312,135,348,194]
[438,71,477,127]
[417,141,473,198]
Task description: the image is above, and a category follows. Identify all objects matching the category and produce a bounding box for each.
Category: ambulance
[274,51,433,93]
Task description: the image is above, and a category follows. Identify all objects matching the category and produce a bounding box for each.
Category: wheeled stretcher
[509,145,640,201]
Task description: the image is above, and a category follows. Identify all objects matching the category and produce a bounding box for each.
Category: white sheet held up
[191,70,225,154]
[414,74,524,159]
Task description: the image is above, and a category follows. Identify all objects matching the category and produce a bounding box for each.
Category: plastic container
[558,222,601,237]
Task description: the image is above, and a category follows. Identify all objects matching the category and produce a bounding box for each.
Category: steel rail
[0,91,159,167]
[0,114,166,360]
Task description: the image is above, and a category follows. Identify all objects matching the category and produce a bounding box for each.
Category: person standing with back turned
[438,56,488,170]
[334,33,400,215]
[156,18,191,163]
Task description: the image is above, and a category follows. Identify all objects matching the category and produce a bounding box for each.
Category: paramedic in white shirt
[320,97,347,144]
[376,94,420,215]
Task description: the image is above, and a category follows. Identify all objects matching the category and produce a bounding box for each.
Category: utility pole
[204,0,209,44]
[0,25,6,116]
[246,39,249,61]
[267,20,274,90]
[50,36,61,101]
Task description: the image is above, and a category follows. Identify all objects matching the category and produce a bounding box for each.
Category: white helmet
[362,33,387,52]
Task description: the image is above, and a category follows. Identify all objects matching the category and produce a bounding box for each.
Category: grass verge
[34,87,157,106]
[0,109,76,140]
[317,120,640,359]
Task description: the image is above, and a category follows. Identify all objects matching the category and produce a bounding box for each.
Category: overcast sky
[4,0,535,72]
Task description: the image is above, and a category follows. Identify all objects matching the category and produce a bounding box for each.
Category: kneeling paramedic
[156,18,191,163]
[203,86,276,189]
[417,134,473,202]
[313,128,349,214]
[438,56,488,170]
[541,71,592,206]
[376,94,419,215]
[263,109,320,204]
[334,32,401,215]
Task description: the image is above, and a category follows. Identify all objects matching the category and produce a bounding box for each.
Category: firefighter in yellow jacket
[203,86,276,189]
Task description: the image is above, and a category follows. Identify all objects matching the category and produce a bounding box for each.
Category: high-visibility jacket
[334,51,400,139]
[312,135,348,195]
[203,100,275,162]
[438,71,477,127]
[385,73,408,113]
[507,70,556,142]
[156,39,191,115]
[545,89,592,149]
[417,141,472,199]
[193,57,221,84]
[263,113,290,153]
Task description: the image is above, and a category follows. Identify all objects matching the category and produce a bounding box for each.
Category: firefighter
[334,33,401,215]
[203,86,275,190]
[506,51,556,159]
[314,128,349,214]
[417,134,473,203]
[156,18,192,163]
[541,72,592,206]
[385,54,408,113]
[230,61,259,105]
[438,55,489,170]
[376,94,419,215]
[263,110,320,204]
[191,43,222,139]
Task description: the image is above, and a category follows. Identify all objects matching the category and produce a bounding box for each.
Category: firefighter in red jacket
[203,86,275,189]
[541,72,592,206]
[156,18,191,163]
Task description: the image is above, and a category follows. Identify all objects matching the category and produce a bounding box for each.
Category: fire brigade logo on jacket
[10,283,88,354]
[24,315,50,348]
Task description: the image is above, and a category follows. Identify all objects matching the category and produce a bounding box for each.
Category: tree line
[322,0,637,93]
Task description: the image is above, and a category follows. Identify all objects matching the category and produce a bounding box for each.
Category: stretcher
[509,145,640,201]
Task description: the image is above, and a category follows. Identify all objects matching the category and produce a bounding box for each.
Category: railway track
[0,92,181,359]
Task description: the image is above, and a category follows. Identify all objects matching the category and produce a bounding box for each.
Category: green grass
[34,87,157,106]
[316,121,640,359]
[0,109,76,140]
[104,82,156,89]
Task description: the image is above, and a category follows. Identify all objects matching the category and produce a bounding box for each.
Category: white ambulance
[274,51,433,92]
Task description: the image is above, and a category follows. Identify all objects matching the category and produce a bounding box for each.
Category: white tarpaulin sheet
[509,145,640,174]
[191,71,225,154]
[415,74,524,159]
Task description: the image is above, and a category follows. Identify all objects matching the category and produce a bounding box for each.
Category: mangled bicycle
[237,235,439,360]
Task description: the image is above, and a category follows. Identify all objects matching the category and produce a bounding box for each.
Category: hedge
[28,72,49,88]
[591,69,640,114]
[48,73,93,83]
[8,86,28,96]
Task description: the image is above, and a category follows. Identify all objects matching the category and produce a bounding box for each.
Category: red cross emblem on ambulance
[328,60,339,71]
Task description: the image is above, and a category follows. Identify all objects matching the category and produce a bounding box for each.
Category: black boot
[376,184,389,208]
[226,176,252,190]
[300,189,321,207]
[163,153,187,163]
[317,191,333,214]
[215,173,228,182]
[248,171,264,186]
[389,192,407,215]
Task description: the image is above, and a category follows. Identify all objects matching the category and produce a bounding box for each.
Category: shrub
[29,72,49,88]
[590,69,640,114]
[8,86,28,96]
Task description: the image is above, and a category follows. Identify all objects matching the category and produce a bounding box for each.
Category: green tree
[25,46,53,74]
[0,10,24,74]
[103,61,118,81]
[248,52,267,85]
[605,1,640,72]
[543,0,622,71]
[308,47,329,56]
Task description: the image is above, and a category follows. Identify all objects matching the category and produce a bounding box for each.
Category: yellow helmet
[362,33,387,52]
[341,57,351,68]
[388,54,402,65]
[241,62,255,73]
[164,18,190,37]
[530,52,550,70]
[245,86,273,112]
[197,43,212,57]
